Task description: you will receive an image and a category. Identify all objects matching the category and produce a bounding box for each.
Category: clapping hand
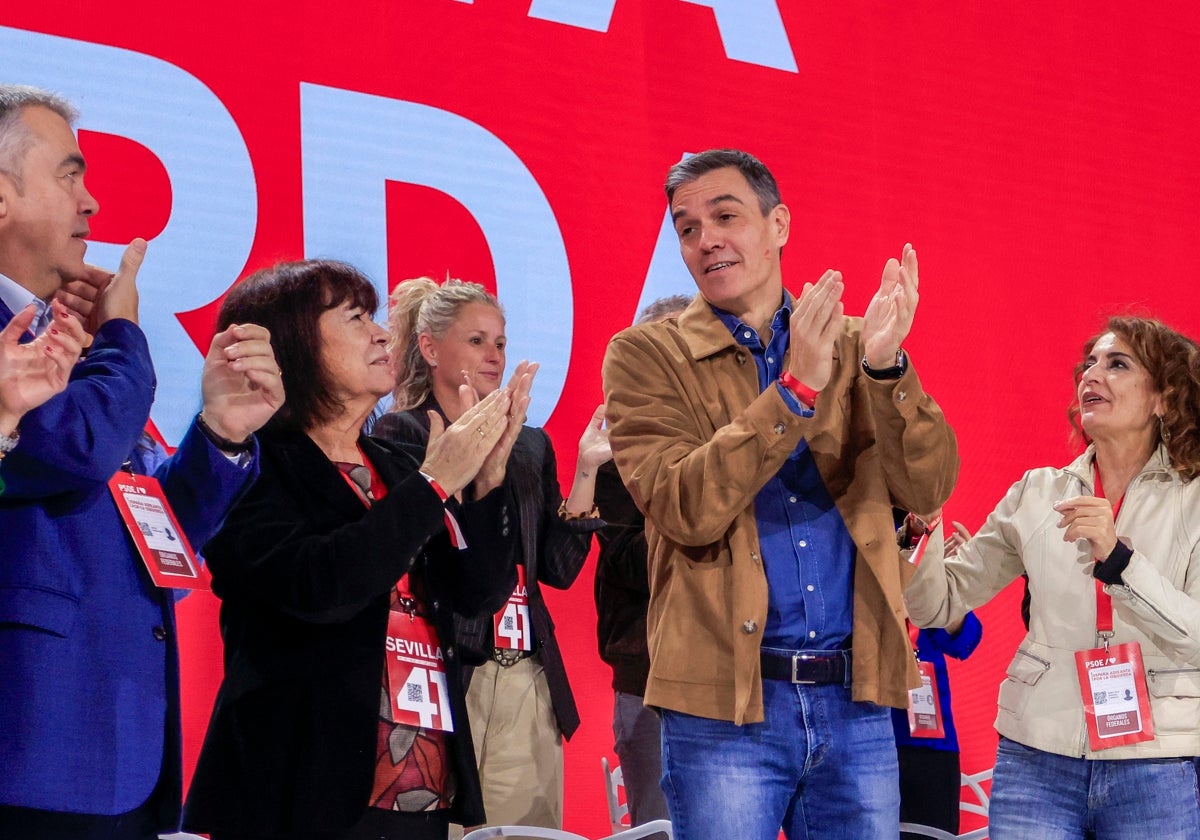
[862,243,919,369]
[200,323,286,444]
[469,360,538,496]
[422,387,513,498]
[0,301,87,434]
[785,269,844,392]
[577,404,612,471]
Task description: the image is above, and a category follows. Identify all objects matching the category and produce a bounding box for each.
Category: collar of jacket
[675,290,797,361]
[1062,443,1179,494]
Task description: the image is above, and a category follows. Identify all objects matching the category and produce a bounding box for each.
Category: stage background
[4,2,1200,835]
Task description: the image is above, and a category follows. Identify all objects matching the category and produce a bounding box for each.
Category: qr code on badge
[502,616,514,630]
[1093,690,1107,705]
[408,683,425,703]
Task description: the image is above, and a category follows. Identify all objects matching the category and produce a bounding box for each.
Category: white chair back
[601,755,630,832]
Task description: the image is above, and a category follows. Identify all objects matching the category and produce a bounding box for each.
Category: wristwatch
[861,349,908,381]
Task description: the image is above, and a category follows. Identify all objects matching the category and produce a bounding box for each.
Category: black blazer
[373,403,602,740]
[182,429,516,836]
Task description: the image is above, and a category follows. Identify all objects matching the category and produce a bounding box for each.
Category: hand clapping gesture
[785,269,845,392]
[466,360,538,497]
[562,403,611,516]
[0,301,87,435]
[421,387,513,498]
[862,242,919,370]
[200,323,287,444]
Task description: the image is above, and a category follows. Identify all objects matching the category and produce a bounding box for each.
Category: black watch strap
[196,412,255,453]
[861,349,907,381]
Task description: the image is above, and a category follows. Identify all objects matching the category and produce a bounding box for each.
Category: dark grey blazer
[373,401,602,740]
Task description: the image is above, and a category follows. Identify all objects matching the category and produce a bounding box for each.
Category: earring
[1158,414,1172,444]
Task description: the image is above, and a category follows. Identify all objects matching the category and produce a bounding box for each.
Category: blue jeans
[659,677,898,840]
[990,736,1200,839]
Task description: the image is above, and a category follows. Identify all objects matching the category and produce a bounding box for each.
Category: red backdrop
[4,2,1200,835]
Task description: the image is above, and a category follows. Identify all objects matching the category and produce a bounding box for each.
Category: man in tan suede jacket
[602,149,958,840]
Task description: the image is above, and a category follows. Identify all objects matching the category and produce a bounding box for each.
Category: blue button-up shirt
[714,299,855,651]
[0,271,52,337]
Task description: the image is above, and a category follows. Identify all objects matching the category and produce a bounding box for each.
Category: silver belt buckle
[791,653,818,684]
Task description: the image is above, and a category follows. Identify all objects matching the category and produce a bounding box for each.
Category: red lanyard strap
[1092,465,1122,646]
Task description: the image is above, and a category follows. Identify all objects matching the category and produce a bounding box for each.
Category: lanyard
[1092,464,1124,647]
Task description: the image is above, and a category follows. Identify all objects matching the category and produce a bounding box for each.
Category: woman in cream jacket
[905,316,1200,839]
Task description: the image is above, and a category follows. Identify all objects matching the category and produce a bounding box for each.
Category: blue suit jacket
[0,302,258,826]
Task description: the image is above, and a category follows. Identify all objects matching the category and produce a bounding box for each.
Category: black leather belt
[760,649,851,685]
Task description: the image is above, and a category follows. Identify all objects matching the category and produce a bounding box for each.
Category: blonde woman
[376,278,611,830]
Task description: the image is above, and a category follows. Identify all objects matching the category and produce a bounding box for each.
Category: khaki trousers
[453,656,563,837]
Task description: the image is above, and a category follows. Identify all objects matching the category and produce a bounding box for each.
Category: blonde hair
[387,277,503,411]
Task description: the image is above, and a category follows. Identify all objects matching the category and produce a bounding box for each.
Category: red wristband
[419,472,449,502]
[779,371,819,408]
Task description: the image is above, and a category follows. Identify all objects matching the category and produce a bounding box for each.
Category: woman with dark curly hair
[905,315,1200,839]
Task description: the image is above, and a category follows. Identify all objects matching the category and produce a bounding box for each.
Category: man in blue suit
[0,84,285,840]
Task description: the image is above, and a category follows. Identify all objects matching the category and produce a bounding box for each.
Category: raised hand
[1053,495,1118,559]
[200,323,286,444]
[561,403,611,516]
[862,242,919,369]
[56,238,147,334]
[0,300,87,433]
[785,269,844,392]
[577,403,612,471]
[944,521,972,558]
[422,387,512,497]
[472,360,538,496]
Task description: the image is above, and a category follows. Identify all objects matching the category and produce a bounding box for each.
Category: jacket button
[773,422,786,435]
[742,620,758,634]
[152,626,167,641]
[896,390,907,402]
[502,527,510,537]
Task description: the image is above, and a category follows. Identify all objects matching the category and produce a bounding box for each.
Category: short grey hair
[636,294,693,325]
[0,84,78,191]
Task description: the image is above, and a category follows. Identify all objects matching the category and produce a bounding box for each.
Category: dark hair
[1070,316,1200,480]
[217,259,378,433]
[664,149,781,216]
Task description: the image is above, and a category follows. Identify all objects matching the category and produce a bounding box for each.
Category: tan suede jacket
[905,445,1200,759]
[602,296,959,724]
